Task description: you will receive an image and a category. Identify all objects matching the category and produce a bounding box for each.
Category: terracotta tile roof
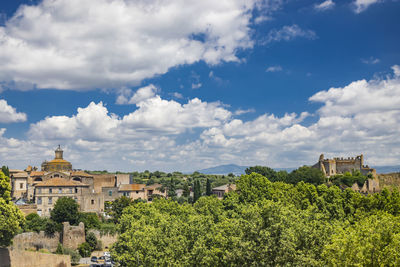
[71,171,93,177]
[12,172,28,178]
[212,184,236,191]
[35,177,89,187]
[119,184,146,191]
[9,169,24,173]
[30,171,45,176]
[145,184,163,190]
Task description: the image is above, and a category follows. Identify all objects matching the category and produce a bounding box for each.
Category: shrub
[63,247,81,265]
[78,242,92,257]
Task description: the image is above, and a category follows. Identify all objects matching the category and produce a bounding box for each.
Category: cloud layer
[1,66,399,171]
[0,0,262,90]
[0,100,27,123]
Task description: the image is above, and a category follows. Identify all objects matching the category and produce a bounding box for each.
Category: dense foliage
[0,170,24,247]
[50,196,80,225]
[112,173,400,266]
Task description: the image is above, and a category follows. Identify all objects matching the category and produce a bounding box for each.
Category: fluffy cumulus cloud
[116,84,158,105]
[265,24,317,44]
[2,66,400,171]
[353,0,382,13]
[0,0,265,91]
[0,99,27,123]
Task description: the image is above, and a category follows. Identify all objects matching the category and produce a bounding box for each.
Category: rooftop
[35,177,89,187]
[119,184,146,191]
[212,184,237,191]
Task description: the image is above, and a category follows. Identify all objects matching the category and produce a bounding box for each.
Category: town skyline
[0,0,399,171]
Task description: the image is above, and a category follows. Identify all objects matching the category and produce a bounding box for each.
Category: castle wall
[0,248,70,267]
[88,230,118,250]
[11,231,60,252]
[62,222,85,250]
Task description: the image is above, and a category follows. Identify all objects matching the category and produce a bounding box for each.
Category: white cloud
[191,83,202,89]
[266,65,283,72]
[0,0,262,90]
[361,57,380,64]
[173,92,183,99]
[234,108,256,115]
[353,0,381,13]
[0,99,27,123]
[116,84,158,105]
[3,66,400,171]
[314,0,335,11]
[265,24,317,44]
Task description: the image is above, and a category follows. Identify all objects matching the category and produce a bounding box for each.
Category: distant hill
[196,164,296,176]
[375,165,400,174]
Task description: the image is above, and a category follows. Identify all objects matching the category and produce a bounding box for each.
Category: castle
[312,154,379,193]
[9,146,166,216]
[313,154,376,177]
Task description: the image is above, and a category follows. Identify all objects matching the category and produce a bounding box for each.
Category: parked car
[91,256,98,262]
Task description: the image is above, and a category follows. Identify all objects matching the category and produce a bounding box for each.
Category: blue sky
[0,0,399,171]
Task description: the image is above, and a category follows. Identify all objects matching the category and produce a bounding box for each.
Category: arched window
[54,174,60,178]
[72,177,81,182]
[34,177,43,182]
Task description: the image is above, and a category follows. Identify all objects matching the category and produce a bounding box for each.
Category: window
[75,188,78,193]
[54,174,59,178]
[136,191,139,194]
[49,188,52,194]
[37,197,42,204]
[148,190,153,196]
[37,188,42,194]
[19,183,23,189]
[48,197,52,204]
[58,188,62,194]
[123,192,130,197]
[91,199,94,205]
[108,190,112,196]
[69,188,73,193]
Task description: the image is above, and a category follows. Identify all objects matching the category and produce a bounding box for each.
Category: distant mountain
[196,164,296,176]
[196,164,248,175]
[375,165,400,174]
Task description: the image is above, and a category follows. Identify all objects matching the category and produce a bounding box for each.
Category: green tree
[245,166,278,181]
[182,182,190,198]
[193,180,201,203]
[205,178,212,196]
[111,196,133,223]
[168,177,177,198]
[78,212,100,230]
[50,197,79,225]
[1,166,9,178]
[86,232,98,251]
[288,166,325,185]
[78,242,92,257]
[0,170,24,247]
[24,213,45,233]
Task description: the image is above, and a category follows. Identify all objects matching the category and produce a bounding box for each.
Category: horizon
[0,0,399,172]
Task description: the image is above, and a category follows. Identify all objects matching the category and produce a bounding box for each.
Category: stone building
[118,183,166,201]
[10,171,28,199]
[312,154,376,177]
[212,184,237,199]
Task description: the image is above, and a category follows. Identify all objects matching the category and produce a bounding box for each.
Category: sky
[0,0,399,172]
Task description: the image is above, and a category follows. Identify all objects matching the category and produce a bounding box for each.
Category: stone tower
[55,145,64,160]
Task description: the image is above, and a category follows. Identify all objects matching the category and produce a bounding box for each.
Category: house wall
[0,248,71,267]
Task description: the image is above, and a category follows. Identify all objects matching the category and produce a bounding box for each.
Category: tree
[0,170,24,247]
[1,166,9,178]
[193,180,201,203]
[206,178,212,196]
[288,166,325,185]
[50,197,79,225]
[78,242,92,257]
[245,166,278,181]
[86,232,98,251]
[78,212,100,230]
[182,182,190,198]
[111,196,133,223]
[168,177,177,198]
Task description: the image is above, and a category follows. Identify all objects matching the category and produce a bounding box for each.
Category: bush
[44,219,58,236]
[78,242,92,257]
[79,213,100,230]
[55,243,63,254]
[63,247,81,265]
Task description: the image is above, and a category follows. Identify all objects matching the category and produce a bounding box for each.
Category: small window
[37,188,42,194]
[58,188,62,193]
[108,190,112,196]
[136,191,139,194]
[75,188,78,193]
[91,199,94,205]
[69,188,73,193]
[48,197,52,204]
[20,183,23,189]
[49,188,52,194]
[54,174,59,178]
[37,197,42,204]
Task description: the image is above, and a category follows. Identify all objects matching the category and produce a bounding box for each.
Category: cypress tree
[206,178,212,196]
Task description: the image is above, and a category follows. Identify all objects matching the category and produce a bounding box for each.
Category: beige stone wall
[18,204,37,216]
[11,231,60,252]
[89,230,118,250]
[62,222,85,250]
[378,173,400,190]
[0,248,71,267]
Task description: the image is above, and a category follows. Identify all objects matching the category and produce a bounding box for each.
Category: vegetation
[111,173,400,266]
[50,197,80,225]
[78,242,92,257]
[0,170,24,247]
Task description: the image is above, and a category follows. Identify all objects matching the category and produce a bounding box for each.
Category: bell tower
[55,145,63,159]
